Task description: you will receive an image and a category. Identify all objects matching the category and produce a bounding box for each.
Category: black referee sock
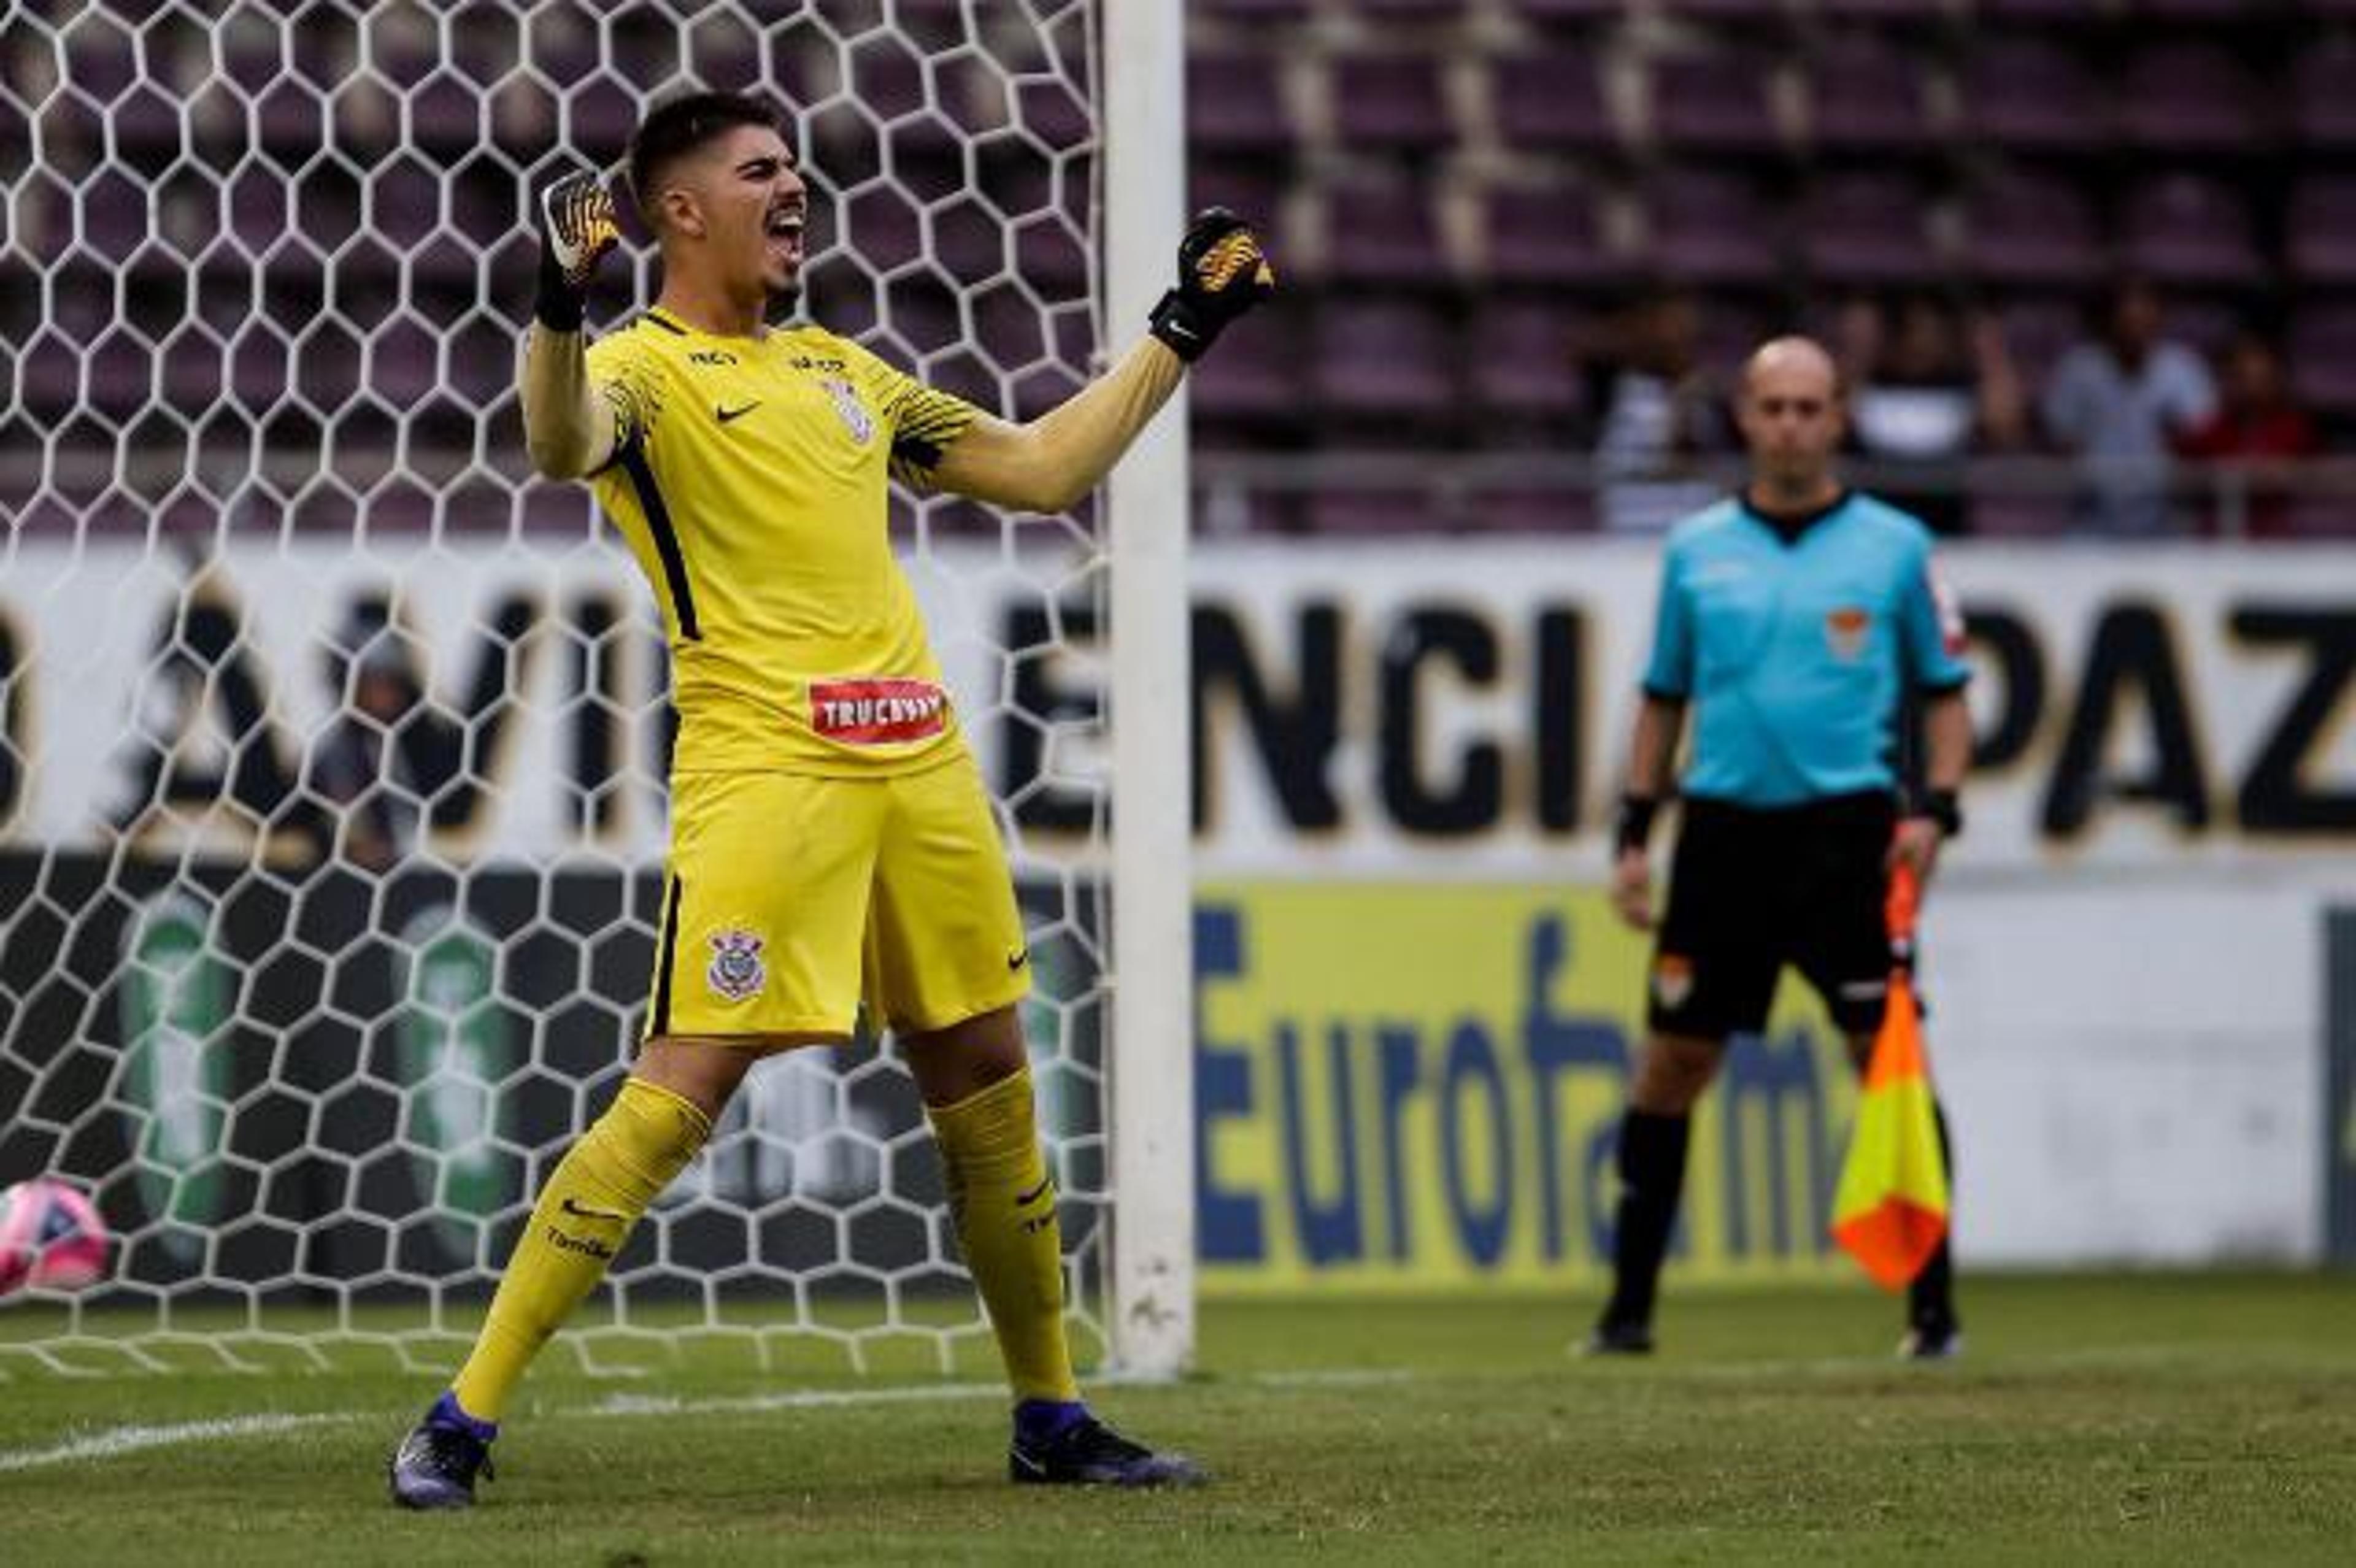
[1600,1109,1690,1332]
[1908,1101,1959,1332]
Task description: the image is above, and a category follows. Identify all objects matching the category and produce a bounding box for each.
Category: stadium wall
[1,537,2346,1285]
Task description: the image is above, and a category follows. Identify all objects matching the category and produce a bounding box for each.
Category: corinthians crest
[707,929,767,1002]
[820,375,874,445]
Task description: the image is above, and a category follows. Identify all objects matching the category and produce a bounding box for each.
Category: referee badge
[1824,606,1871,662]
[1652,955,1695,1010]
[707,929,768,1003]
[820,376,874,445]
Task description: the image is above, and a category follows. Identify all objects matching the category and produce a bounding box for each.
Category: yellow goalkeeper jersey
[584,308,982,776]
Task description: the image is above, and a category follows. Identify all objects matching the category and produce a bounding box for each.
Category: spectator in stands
[2175,330,2322,539]
[307,620,461,871]
[1588,291,1734,534]
[2039,278,2217,536]
[1839,293,2027,536]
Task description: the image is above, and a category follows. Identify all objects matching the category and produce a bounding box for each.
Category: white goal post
[0,0,1193,1380]
[1099,0,1193,1383]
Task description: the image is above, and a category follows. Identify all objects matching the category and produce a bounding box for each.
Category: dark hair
[626,91,788,222]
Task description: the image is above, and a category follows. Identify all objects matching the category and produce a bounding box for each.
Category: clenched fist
[1147,207,1276,363]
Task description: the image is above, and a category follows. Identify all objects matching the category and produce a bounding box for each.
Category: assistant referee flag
[1832,862,1950,1289]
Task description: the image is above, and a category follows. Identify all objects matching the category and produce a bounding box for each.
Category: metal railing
[1193,452,2356,542]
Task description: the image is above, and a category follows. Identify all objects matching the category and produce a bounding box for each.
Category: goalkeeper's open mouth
[765,206,806,275]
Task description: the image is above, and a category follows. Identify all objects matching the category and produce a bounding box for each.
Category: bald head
[1742,336,1841,402]
[1736,336,1847,504]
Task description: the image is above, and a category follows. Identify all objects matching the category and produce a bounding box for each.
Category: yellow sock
[450,1077,711,1422]
[928,1067,1080,1404]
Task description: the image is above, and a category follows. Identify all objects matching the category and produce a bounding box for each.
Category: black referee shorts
[1646,791,1898,1042]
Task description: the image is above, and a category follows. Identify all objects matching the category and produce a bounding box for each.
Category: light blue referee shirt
[1641,490,1971,807]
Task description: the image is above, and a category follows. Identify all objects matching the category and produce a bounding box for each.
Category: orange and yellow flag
[1831,861,1950,1290]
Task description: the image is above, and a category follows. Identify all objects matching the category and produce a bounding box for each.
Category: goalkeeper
[390,90,1271,1508]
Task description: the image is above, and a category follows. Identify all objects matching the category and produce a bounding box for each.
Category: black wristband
[1147,288,1209,361]
[535,242,586,332]
[1613,794,1659,855]
[1914,788,1963,839]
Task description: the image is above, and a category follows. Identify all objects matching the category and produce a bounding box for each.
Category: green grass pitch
[4,1273,2354,1564]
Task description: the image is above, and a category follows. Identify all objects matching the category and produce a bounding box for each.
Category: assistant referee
[1588,336,1973,1359]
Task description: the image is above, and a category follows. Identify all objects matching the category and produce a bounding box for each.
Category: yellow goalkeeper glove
[534,171,620,332]
[1148,207,1276,363]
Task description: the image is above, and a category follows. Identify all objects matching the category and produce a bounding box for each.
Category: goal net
[0,0,1190,1381]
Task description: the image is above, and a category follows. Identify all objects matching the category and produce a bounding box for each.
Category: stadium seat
[76,176,148,265]
[2116,43,2269,156]
[1990,297,2084,389]
[562,74,641,162]
[1357,0,1469,23]
[1639,169,1785,288]
[161,334,225,412]
[1187,50,1293,157]
[1499,0,1628,23]
[1196,0,1315,20]
[1015,78,1091,156]
[1187,159,1288,241]
[109,86,183,171]
[1967,492,2076,537]
[1690,299,1776,381]
[2131,0,2271,18]
[2287,303,2356,417]
[1466,300,1592,430]
[525,10,598,87]
[1309,298,1458,429]
[1802,31,1936,155]
[1978,0,2106,22]
[231,332,294,413]
[1490,52,1615,153]
[1466,486,1598,534]
[845,188,926,277]
[369,320,440,408]
[1480,182,1622,291]
[1303,488,1446,537]
[1190,298,1309,437]
[2119,175,2267,290]
[1311,171,1447,289]
[1956,36,2108,155]
[2271,496,2356,540]
[2292,38,2356,149]
[1012,217,1089,294]
[1327,54,1455,158]
[1647,48,1784,155]
[2287,177,2356,287]
[17,336,80,423]
[1961,169,2104,288]
[254,80,328,167]
[1798,172,1942,286]
[1655,0,1792,24]
[1815,0,1949,21]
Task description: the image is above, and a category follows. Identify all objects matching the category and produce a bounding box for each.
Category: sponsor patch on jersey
[820,375,874,445]
[810,678,948,745]
[1824,605,1871,661]
[1652,954,1695,1010]
[707,929,767,1003]
[1929,567,1966,658]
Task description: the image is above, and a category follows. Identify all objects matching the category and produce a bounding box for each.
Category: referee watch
[1912,787,1964,840]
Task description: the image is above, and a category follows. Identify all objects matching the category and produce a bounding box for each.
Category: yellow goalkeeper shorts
[647,753,1031,1041]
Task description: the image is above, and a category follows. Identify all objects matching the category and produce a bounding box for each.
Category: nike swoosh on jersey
[1007,948,1030,972]
[561,1197,628,1221]
[715,401,761,423]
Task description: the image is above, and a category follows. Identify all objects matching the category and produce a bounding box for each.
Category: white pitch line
[0,1367,1417,1474]
[0,1412,348,1474]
